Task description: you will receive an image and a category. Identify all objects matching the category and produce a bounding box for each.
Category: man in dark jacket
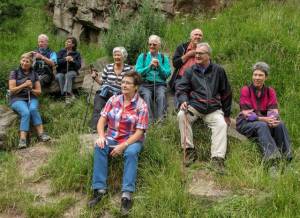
[169,29,203,93]
[176,42,232,169]
[32,34,57,88]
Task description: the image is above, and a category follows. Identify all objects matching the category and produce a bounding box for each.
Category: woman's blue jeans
[11,99,43,132]
[92,139,142,193]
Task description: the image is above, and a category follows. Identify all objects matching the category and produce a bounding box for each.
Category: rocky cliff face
[48,0,228,43]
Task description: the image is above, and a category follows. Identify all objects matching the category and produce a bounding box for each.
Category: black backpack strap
[142,53,147,68]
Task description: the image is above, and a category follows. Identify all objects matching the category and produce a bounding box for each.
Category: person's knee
[256,121,268,129]
[66,71,76,80]
[55,73,64,80]
[29,106,39,115]
[20,109,30,119]
[156,90,166,101]
[124,147,139,158]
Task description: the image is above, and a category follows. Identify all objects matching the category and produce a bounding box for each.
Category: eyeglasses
[195,51,208,55]
[148,43,158,46]
[121,80,134,85]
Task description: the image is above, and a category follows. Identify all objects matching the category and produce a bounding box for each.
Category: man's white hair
[148,35,161,45]
[38,34,49,41]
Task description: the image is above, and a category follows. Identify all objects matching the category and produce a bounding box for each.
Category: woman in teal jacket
[135,35,171,123]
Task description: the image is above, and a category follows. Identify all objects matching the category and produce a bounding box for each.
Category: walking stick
[82,64,95,130]
[64,56,70,97]
[183,109,188,170]
[153,70,156,122]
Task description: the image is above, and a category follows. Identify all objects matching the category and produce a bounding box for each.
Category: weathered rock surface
[48,0,229,43]
[0,105,18,149]
[188,169,230,199]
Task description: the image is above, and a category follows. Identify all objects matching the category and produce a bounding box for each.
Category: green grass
[1,0,300,217]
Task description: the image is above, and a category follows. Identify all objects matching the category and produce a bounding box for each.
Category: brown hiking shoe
[184,148,196,167]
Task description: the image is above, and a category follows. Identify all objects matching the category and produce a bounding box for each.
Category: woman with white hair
[236,62,292,163]
[135,35,171,123]
[90,46,132,131]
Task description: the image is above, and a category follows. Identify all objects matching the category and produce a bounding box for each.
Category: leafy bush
[0,0,24,26]
[103,0,166,65]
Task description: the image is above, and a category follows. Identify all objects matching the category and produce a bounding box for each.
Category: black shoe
[211,157,225,174]
[88,189,106,208]
[184,148,196,167]
[120,197,132,216]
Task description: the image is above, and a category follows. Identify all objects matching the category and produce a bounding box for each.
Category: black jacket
[57,49,81,74]
[175,63,232,117]
[168,42,189,91]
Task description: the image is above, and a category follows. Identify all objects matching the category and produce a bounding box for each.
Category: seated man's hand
[65,56,73,62]
[224,117,231,126]
[110,143,126,157]
[91,70,98,79]
[186,50,196,58]
[95,136,106,149]
[180,102,188,111]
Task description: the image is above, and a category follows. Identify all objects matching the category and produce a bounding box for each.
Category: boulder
[48,0,229,43]
[0,105,18,149]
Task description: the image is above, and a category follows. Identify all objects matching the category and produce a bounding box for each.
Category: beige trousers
[177,106,227,158]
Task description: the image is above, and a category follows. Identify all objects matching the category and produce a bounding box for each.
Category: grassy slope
[1,0,300,217]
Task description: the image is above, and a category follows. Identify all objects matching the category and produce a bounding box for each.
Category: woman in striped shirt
[90,47,132,131]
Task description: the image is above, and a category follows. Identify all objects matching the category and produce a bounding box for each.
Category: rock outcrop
[0,105,18,149]
[48,0,229,43]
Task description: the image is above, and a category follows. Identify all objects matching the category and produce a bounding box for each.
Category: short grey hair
[38,34,49,41]
[148,35,161,45]
[252,62,270,76]
[196,42,212,55]
[113,46,128,60]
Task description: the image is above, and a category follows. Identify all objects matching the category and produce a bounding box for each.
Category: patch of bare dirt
[0,209,24,218]
[188,169,230,199]
[15,143,53,178]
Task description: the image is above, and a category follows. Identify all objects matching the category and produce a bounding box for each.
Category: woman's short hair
[113,46,128,60]
[66,36,77,51]
[148,35,161,45]
[123,71,142,86]
[252,62,270,76]
[20,52,33,64]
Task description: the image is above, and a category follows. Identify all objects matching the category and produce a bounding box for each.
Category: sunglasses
[148,43,158,46]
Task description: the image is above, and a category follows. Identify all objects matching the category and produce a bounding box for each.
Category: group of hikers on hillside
[7,29,292,215]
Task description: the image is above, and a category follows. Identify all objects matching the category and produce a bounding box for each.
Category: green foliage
[25,197,76,218]
[103,0,166,65]
[0,0,24,27]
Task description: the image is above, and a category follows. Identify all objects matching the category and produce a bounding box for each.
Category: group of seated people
[7,29,293,215]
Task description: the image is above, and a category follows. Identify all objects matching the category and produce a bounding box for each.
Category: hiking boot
[88,189,106,208]
[38,133,51,142]
[184,148,196,167]
[211,157,225,174]
[120,197,132,216]
[65,95,72,105]
[18,139,27,149]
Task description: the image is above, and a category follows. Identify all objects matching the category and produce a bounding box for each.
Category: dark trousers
[237,120,292,161]
[89,92,111,130]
